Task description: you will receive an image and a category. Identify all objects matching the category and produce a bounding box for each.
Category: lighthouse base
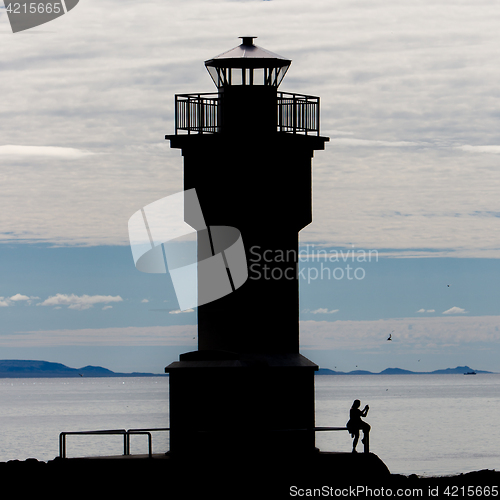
[165,351,318,457]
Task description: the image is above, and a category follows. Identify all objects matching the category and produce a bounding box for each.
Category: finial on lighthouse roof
[239,36,257,46]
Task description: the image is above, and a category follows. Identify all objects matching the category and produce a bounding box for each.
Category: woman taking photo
[346,399,370,453]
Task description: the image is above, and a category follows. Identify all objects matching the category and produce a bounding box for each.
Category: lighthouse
[165,37,329,456]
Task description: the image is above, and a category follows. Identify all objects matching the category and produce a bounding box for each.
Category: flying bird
[387,333,392,341]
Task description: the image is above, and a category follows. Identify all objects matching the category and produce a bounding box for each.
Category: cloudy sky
[1,0,500,373]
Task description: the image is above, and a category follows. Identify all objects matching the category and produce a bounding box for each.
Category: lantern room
[205,36,291,88]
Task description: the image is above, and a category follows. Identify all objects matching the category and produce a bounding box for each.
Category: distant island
[0,360,494,378]
[0,360,165,378]
[316,365,495,375]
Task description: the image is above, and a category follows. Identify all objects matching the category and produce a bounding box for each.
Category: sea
[0,373,499,477]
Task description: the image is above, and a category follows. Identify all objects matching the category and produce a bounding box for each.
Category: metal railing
[173,91,320,136]
[58,425,368,458]
[58,427,170,459]
[316,426,369,454]
[277,92,320,136]
[175,93,221,134]
[267,426,368,453]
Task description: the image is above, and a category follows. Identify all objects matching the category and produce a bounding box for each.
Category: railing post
[59,432,66,459]
[218,95,222,133]
[316,97,320,136]
[147,433,152,458]
[174,95,178,135]
[277,92,281,132]
[197,94,202,134]
[124,432,129,456]
[304,96,308,136]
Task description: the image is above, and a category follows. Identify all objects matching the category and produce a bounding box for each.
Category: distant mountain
[379,368,416,375]
[316,365,495,375]
[0,360,493,378]
[428,366,491,375]
[0,360,164,378]
[316,369,340,375]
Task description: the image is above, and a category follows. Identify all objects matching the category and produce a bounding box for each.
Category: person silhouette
[346,399,370,453]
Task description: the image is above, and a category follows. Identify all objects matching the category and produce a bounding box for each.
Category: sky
[1,0,500,374]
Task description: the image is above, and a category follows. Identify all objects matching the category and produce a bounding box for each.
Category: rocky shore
[1,456,498,498]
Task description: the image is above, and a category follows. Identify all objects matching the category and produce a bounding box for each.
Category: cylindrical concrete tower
[165,37,329,456]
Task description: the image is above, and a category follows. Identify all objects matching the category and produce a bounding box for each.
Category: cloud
[299,315,500,350]
[0,145,94,158]
[141,299,149,303]
[0,294,40,306]
[305,308,339,314]
[0,325,197,347]
[36,294,123,310]
[169,308,195,314]
[442,306,468,315]
[9,294,31,301]
[417,309,435,313]
[2,315,500,350]
[456,145,500,154]
[329,138,421,148]
[102,305,113,310]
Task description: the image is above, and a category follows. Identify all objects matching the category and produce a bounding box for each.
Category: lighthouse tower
[165,37,329,456]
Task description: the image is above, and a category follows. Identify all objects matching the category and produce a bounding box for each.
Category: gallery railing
[174,91,320,136]
[277,92,320,136]
[174,93,221,134]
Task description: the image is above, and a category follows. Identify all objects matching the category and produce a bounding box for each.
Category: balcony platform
[166,128,329,151]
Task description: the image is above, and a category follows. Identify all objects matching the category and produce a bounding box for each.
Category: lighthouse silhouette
[165,37,329,457]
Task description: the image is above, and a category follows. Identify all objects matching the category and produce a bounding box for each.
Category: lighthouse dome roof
[205,37,291,68]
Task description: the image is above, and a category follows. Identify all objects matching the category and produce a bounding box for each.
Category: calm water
[0,377,170,462]
[315,374,500,477]
[0,374,499,477]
